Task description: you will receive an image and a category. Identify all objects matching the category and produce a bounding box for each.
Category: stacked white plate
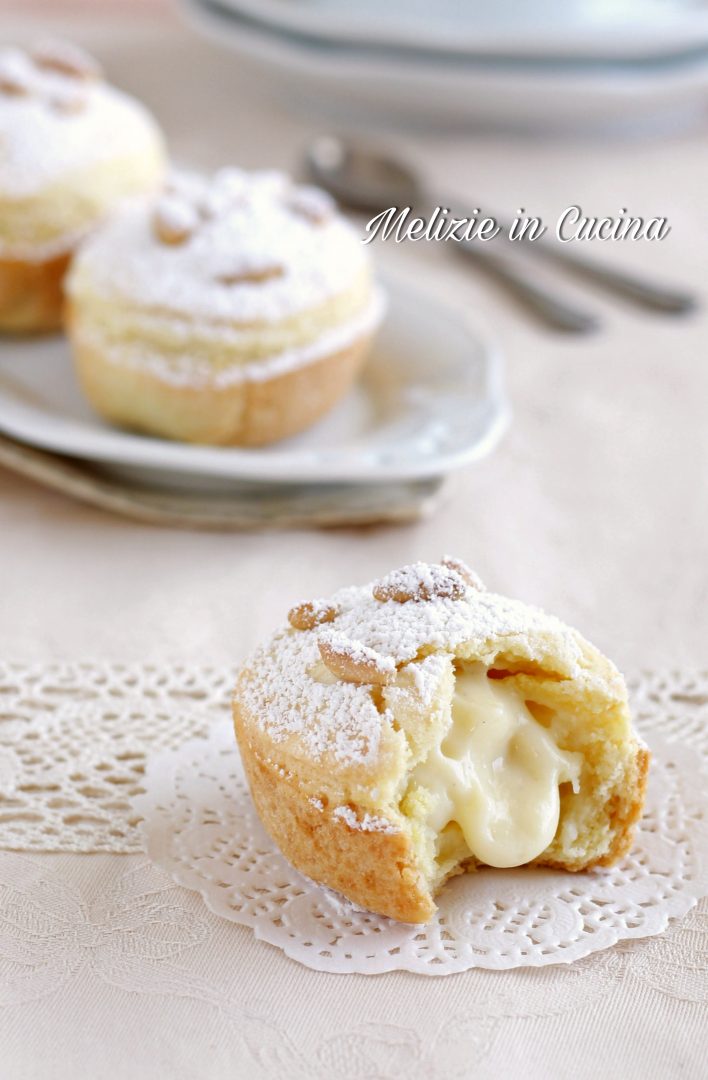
[182,0,708,131]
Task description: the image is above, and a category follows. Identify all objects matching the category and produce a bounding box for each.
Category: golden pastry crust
[236,713,650,924]
[66,170,382,446]
[69,317,374,446]
[237,739,434,923]
[233,560,650,923]
[0,248,70,332]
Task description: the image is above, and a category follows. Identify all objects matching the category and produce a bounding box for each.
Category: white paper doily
[134,685,708,975]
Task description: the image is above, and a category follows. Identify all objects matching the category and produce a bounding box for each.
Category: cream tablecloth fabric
[0,12,706,1079]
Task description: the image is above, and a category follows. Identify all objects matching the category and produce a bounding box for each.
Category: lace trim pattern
[0,662,232,851]
[0,662,706,974]
[136,668,707,974]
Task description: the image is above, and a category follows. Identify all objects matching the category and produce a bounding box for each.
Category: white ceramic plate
[183,0,708,132]
[0,277,508,486]
[206,0,708,62]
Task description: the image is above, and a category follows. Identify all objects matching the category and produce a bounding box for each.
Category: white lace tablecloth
[1,10,707,1080]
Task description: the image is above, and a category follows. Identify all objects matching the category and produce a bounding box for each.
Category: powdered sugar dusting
[153,194,199,243]
[288,599,338,631]
[31,39,102,81]
[239,626,387,765]
[373,561,467,603]
[236,560,588,771]
[0,45,162,199]
[331,576,578,670]
[441,554,485,590]
[405,652,451,706]
[332,805,399,834]
[320,633,396,675]
[288,184,335,224]
[0,48,34,95]
[82,289,384,388]
[68,169,370,325]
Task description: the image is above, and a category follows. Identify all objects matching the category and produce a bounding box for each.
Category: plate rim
[195,0,708,63]
[0,274,510,485]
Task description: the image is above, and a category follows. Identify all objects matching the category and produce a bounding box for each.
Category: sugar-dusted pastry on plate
[0,40,165,332]
[66,169,384,446]
[233,558,649,923]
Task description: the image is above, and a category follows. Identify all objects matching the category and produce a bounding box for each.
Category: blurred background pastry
[0,39,165,333]
[66,168,384,446]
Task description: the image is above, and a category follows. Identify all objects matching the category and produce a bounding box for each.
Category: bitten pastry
[233,558,650,923]
[0,40,165,332]
[66,169,383,446]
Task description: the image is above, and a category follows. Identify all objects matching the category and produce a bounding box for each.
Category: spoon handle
[439,193,696,315]
[455,243,599,334]
[530,246,696,314]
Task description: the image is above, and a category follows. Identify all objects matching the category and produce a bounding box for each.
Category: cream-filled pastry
[233,558,649,923]
[0,40,165,332]
[66,168,383,445]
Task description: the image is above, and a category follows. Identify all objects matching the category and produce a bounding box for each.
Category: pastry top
[0,41,163,200]
[235,559,627,790]
[67,167,371,327]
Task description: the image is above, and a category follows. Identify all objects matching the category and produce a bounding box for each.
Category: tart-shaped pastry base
[68,314,377,447]
[233,559,650,923]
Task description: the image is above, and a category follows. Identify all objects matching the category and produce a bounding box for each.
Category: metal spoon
[306,136,596,333]
[306,135,696,325]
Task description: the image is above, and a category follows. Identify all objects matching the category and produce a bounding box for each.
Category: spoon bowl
[306,135,420,213]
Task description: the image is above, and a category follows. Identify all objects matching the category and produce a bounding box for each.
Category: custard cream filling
[409,665,583,868]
